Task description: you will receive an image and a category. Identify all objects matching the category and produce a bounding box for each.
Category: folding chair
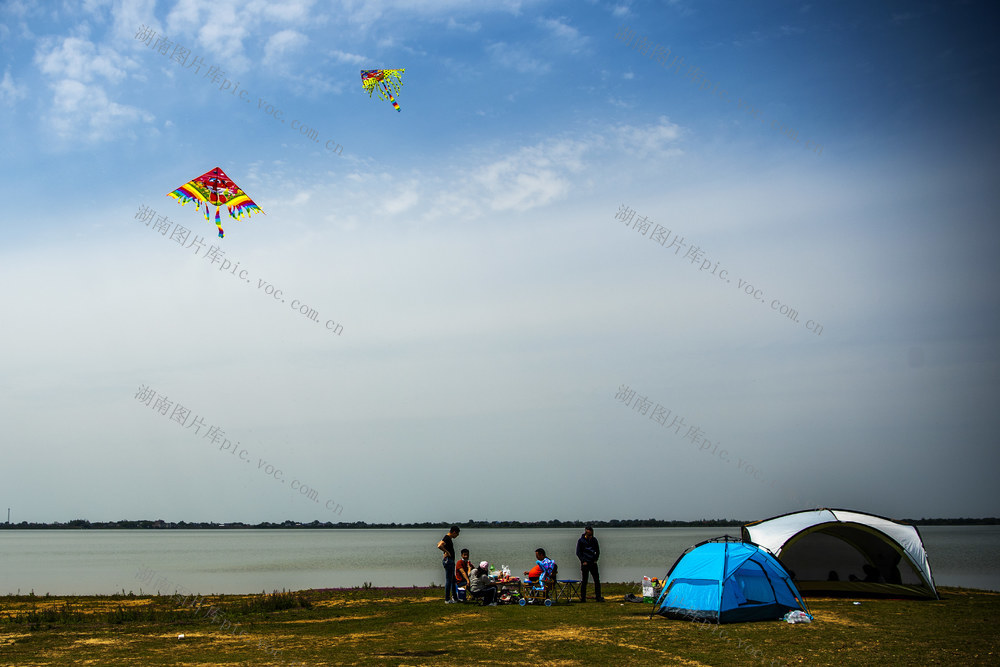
[554,578,581,602]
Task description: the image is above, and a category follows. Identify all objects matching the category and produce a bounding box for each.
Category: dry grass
[1,585,997,665]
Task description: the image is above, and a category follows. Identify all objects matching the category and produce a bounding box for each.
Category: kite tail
[204,204,210,221]
[215,207,224,238]
[382,82,401,111]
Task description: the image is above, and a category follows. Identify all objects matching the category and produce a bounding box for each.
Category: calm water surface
[1,526,996,595]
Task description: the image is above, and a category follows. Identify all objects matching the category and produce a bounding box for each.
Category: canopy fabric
[742,509,938,599]
[654,537,809,624]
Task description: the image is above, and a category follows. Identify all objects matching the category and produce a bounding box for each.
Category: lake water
[1,526,997,596]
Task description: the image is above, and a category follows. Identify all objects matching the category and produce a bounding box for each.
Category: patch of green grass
[1,585,997,665]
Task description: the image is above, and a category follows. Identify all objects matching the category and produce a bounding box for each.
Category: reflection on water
[1,526,996,595]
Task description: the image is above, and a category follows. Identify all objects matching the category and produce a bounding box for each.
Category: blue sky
[1,0,997,524]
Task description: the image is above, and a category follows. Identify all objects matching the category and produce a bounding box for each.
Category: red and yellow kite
[361,69,404,111]
[167,167,263,238]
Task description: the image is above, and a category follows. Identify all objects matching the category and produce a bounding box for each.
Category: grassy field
[1,584,997,665]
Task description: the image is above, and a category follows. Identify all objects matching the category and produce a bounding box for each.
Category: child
[456,548,472,595]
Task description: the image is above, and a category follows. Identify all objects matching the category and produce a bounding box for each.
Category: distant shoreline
[1,517,996,530]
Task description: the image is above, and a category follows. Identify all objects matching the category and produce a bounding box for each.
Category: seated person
[455,548,472,592]
[523,548,557,584]
[875,553,902,584]
[849,564,883,583]
[468,561,498,605]
[524,548,545,580]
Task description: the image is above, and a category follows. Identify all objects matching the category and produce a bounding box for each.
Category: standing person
[577,525,604,602]
[456,548,472,596]
[437,525,461,603]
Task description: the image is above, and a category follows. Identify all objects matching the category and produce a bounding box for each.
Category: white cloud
[35,36,130,83]
[0,68,28,106]
[245,0,316,24]
[33,35,151,144]
[252,116,678,230]
[150,0,319,73]
[486,41,549,74]
[164,0,200,33]
[612,115,683,158]
[409,135,595,219]
[81,0,112,15]
[195,20,252,68]
[165,0,251,68]
[328,49,367,66]
[108,0,158,42]
[264,29,309,64]
[472,139,586,212]
[446,17,481,31]
[379,185,420,216]
[45,79,153,142]
[1,0,33,19]
[538,16,587,52]
[336,0,545,28]
[665,0,696,17]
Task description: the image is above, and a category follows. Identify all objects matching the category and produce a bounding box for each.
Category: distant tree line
[899,517,1000,526]
[0,517,996,529]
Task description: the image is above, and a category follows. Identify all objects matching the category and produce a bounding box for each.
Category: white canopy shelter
[742,509,938,598]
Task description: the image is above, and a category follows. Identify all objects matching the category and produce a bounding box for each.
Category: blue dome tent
[653,536,810,624]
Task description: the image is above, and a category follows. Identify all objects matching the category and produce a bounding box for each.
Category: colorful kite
[167,167,263,239]
[361,69,404,112]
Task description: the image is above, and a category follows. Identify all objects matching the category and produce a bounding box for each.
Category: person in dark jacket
[576,526,603,602]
